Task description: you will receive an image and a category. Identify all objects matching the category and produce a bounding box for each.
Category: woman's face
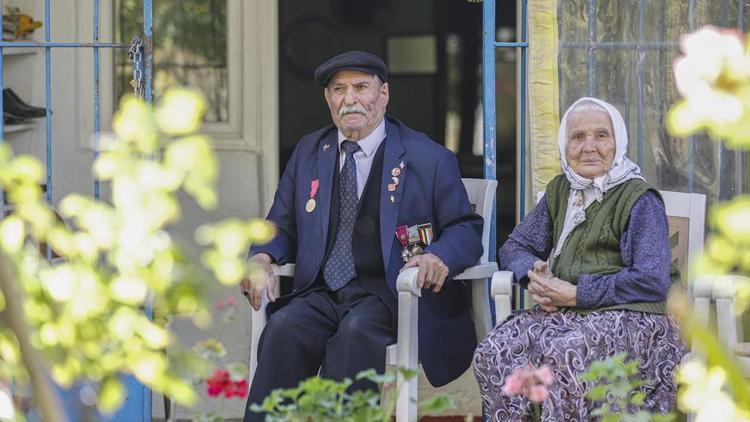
[565,109,616,178]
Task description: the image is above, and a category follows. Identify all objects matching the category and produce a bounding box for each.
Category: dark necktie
[323,140,360,290]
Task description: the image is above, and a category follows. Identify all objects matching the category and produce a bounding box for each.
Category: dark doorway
[278,0,518,249]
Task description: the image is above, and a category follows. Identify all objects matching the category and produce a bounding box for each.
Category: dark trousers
[243,280,396,422]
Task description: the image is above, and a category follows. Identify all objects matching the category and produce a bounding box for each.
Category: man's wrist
[251,252,273,264]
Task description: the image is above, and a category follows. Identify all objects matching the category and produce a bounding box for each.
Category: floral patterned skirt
[473,308,686,421]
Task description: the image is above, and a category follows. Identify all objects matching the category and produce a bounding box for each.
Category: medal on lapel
[395,222,434,262]
[306,179,319,212]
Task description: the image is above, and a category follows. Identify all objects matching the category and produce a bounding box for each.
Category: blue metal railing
[483,0,529,308]
[0,0,154,419]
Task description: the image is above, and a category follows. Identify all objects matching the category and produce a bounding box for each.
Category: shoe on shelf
[3,89,46,119]
[4,112,26,125]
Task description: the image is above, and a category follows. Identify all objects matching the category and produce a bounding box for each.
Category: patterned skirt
[473,308,686,421]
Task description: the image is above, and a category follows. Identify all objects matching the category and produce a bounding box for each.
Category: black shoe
[3,88,46,118]
[4,111,26,125]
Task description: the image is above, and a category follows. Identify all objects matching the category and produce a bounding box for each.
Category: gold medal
[305,198,316,212]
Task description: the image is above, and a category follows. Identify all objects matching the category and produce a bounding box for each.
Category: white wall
[4,0,277,418]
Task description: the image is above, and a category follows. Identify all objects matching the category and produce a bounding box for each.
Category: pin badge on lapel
[306,179,319,212]
[323,144,330,151]
[390,195,395,203]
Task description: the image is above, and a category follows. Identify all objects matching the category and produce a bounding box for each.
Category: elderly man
[241,51,483,420]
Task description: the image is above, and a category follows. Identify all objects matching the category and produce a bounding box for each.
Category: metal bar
[587,0,596,96]
[0,42,129,48]
[0,0,5,225]
[495,41,529,48]
[739,0,745,192]
[740,0,745,31]
[94,0,100,200]
[688,0,696,192]
[519,0,528,220]
[144,0,154,103]
[560,41,679,49]
[636,0,644,166]
[482,0,498,310]
[45,0,52,211]
[0,5,4,145]
[143,1,154,418]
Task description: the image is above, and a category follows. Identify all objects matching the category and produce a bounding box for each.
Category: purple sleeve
[575,191,672,308]
[497,197,553,286]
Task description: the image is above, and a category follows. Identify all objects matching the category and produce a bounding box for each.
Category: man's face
[324,70,389,141]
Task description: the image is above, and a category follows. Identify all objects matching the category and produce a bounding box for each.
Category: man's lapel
[317,130,338,244]
[379,119,406,271]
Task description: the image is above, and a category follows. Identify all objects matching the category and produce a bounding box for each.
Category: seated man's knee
[264,308,304,339]
[338,315,367,339]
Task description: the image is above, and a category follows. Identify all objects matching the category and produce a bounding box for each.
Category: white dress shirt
[336,119,386,198]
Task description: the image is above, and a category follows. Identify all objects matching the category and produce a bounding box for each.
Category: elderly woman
[473,97,685,420]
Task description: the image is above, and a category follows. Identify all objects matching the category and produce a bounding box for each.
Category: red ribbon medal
[306,180,319,212]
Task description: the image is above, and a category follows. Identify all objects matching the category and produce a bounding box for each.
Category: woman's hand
[527,269,577,310]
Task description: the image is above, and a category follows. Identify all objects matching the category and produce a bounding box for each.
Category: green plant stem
[0,251,65,421]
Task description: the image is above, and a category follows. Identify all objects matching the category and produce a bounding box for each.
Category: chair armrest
[272,263,296,278]
[491,270,515,297]
[709,274,750,299]
[396,267,421,296]
[492,270,515,322]
[453,262,499,280]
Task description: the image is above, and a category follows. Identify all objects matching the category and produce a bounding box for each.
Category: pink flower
[501,364,554,404]
[535,365,553,386]
[216,295,238,310]
[529,385,549,403]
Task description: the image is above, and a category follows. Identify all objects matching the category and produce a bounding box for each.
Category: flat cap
[314,50,388,87]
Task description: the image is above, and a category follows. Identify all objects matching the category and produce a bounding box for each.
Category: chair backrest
[532,189,705,285]
[462,178,498,264]
[660,191,706,282]
[461,178,498,340]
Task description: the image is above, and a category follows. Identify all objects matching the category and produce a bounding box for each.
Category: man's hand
[400,253,449,293]
[527,269,577,311]
[240,253,276,311]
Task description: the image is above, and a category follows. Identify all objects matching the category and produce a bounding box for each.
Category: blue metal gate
[0,1,154,420]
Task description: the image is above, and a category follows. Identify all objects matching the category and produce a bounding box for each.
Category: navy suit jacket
[251,117,483,386]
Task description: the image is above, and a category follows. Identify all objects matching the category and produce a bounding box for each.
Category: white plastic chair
[491,190,705,319]
[248,178,499,422]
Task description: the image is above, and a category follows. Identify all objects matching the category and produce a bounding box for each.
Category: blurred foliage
[0,87,272,415]
[667,26,750,421]
[250,368,455,422]
[582,352,674,422]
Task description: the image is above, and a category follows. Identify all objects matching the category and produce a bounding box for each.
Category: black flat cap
[314,50,388,87]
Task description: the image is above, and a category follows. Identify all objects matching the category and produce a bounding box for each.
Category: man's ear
[323,87,330,104]
[381,82,389,106]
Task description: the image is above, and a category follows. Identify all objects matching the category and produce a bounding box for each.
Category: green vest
[545,174,677,314]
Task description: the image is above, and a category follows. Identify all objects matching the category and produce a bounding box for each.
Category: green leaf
[418,395,455,413]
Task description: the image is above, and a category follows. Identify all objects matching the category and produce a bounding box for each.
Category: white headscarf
[552,97,645,258]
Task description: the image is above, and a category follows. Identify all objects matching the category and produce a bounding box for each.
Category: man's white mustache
[339,105,366,116]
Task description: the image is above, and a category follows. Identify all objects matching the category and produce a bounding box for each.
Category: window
[114,0,229,123]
